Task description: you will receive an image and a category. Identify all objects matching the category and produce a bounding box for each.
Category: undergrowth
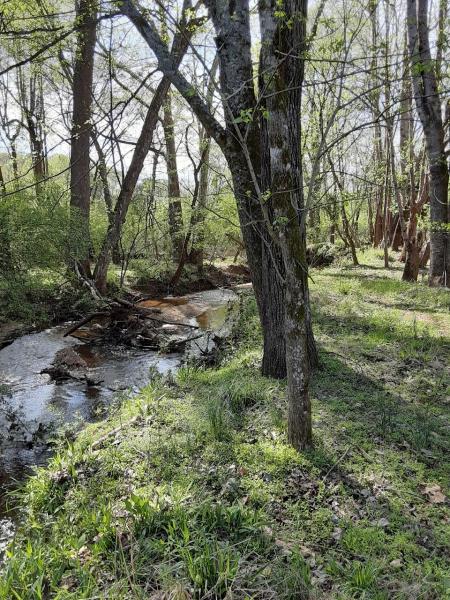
[1,251,449,599]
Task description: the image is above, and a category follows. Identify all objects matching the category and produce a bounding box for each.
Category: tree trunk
[368,193,374,244]
[10,141,19,184]
[69,0,98,278]
[188,60,218,272]
[420,240,430,267]
[17,70,47,193]
[0,166,5,196]
[369,0,384,249]
[163,90,184,263]
[402,206,420,281]
[121,0,318,378]
[407,0,449,286]
[259,0,312,449]
[227,154,289,378]
[399,34,422,281]
[92,132,122,266]
[188,131,210,272]
[94,8,193,293]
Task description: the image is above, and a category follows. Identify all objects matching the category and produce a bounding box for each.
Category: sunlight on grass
[1,255,449,599]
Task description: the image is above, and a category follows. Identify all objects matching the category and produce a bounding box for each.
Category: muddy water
[137,288,237,331]
[0,288,237,556]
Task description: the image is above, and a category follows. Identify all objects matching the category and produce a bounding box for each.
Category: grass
[1,250,449,599]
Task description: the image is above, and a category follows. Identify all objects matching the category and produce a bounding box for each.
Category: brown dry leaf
[390,559,403,569]
[421,483,447,504]
[299,544,315,558]
[73,545,92,564]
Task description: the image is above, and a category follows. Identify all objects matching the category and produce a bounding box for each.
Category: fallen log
[64,311,109,337]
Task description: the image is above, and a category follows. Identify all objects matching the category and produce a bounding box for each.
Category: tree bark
[259,0,312,448]
[163,90,184,263]
[69,0,98,278]
[407,0,449,287]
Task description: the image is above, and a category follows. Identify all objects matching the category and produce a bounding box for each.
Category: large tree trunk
[204,0,288,378]
[407,0,449,287]
[259,0,312,449]
[69,0,98,278]
[207,0,317,377]
[226,153,289,378]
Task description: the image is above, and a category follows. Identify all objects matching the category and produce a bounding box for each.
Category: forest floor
[1,250,449,599]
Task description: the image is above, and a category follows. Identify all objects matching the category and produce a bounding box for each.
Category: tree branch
[118,0,227,150]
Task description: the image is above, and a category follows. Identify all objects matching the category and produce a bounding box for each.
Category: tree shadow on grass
[313,350,448,457]
[341,262,404,272]
[181,349,449,596]
[315,274,450,317]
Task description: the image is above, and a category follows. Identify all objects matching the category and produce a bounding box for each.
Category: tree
[70,0,98,278]
[407,0,449,287]
[258,0,312,447]
[119,0,319,381]
[163,89,184,263]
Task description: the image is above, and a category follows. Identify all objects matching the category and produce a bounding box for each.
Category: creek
[0,288,239,558]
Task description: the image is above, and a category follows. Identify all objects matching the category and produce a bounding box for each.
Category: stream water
[0,288,238,557]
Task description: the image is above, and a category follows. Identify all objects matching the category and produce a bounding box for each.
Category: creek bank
[0,287,241,560]
[0,323,34,351]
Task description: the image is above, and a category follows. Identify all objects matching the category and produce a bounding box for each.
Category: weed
[344,561,379,596]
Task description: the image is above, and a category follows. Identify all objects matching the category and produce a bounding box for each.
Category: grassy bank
[1,251,449,599]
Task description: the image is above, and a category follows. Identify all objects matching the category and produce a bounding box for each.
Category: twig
[91,416,141,451]
[323,445,352,480]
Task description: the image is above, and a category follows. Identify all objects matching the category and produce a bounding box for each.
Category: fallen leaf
[274,538,294,554]
[390,559,402,569]
[299,544,315,558]
[421,483,447,504]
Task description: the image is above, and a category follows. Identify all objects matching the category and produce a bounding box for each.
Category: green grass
[1,250,449,599]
